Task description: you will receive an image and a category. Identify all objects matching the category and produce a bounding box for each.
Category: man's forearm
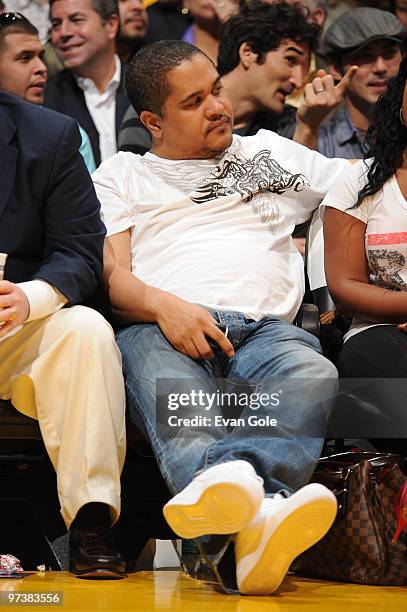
[293,120,319,150]
[103,260,165,323]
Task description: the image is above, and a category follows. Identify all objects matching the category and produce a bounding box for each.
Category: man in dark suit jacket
[44,0,130,167]
[0,91,126,578]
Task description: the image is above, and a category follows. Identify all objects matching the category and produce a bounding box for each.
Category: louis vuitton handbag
[291,451,407,585]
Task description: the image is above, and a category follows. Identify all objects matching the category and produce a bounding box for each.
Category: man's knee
[292,339,338,381]
[311,355,338,381]
[58,306,116,346]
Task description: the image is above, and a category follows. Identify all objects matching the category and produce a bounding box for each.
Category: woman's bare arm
[324,206,407,322]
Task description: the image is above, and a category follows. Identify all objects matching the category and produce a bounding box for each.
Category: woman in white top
[322,55,407,450]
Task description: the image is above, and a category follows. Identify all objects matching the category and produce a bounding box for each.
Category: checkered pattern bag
[292,452,407,585]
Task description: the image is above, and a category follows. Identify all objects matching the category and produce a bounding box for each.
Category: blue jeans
[116,311,338,496]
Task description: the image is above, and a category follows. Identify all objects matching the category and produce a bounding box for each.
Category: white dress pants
[0,306,126,528]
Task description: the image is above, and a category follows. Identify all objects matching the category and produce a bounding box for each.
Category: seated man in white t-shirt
[93,40,350,596]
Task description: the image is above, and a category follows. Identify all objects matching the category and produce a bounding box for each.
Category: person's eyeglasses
[0,12,24,28]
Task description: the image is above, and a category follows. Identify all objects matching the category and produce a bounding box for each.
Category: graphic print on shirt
[367,232,407,291]
[143,142,310,232]
[190,149,309,204]
[190,149,309,233]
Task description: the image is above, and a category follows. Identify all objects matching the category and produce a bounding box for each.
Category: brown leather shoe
[69,526,126,579]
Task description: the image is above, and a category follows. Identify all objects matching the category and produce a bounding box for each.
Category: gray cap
[322,7,405,58]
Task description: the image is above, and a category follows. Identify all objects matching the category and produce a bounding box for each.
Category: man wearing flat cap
[317,6,405,158]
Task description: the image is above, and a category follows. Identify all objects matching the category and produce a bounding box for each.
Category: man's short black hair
[217,1,320,77]
[0,13,39,51]
[49,0,119,22]
[125,40,207,116]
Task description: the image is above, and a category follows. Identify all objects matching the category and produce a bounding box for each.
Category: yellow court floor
[0,570,405,612]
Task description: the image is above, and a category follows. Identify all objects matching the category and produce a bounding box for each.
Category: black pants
[338,324,407,378]
[334,325,407,453]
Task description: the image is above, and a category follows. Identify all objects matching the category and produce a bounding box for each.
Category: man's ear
[311,8,326,28]
[140,110,163,139]
[239,42,259,69]
[105,14,120,40]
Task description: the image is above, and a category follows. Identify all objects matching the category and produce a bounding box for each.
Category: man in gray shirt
[318,7,405,159]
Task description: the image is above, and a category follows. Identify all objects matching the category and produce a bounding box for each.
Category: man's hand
[0,281,29,338]
[297,65,359,132]
[397,323,407,333]
[146,287,235,360]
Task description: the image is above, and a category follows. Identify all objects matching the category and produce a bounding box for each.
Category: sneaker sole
[238,496,336,595]
[163,482,261,539]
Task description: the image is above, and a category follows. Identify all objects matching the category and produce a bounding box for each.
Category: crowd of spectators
[1,0,406,167]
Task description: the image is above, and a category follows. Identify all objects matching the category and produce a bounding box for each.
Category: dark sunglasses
[0,12,25,27]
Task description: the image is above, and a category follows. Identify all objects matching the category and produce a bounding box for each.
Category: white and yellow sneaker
[235,483,337,595]
[163,460,264,539]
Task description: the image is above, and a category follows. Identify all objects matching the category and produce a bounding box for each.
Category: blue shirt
[317,104,366,160]
[78,126,96,174]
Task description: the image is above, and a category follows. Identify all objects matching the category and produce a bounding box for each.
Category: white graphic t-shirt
[321,159,407,340]
[94,130,349,322]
